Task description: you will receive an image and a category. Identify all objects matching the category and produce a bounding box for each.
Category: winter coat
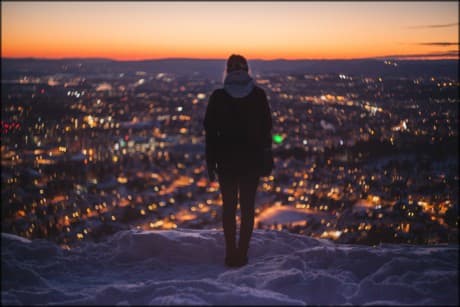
[203,70,272,176]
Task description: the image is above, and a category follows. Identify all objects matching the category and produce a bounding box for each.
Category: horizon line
[2,56,459,62]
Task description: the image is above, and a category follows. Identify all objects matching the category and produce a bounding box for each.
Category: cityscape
[1,58,458,250]
[1,1,458,305]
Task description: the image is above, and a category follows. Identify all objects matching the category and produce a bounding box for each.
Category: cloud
[376,50,459,60]
[409,22,459,29]
[417,42,460,47]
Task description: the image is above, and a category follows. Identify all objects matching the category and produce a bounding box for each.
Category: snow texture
[2,229,458,305]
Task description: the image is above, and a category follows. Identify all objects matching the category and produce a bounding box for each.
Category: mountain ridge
[2,57,458,79]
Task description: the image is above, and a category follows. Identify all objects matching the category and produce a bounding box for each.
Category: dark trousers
[218,172,260,257]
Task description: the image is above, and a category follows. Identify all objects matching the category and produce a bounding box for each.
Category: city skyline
[2,1,459,61]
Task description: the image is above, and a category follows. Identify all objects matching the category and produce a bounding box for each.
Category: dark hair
[226,54,248,73]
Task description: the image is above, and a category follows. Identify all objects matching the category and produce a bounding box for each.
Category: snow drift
[2,229,458,305]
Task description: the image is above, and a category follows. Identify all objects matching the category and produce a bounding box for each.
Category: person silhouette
[204,54,273,267]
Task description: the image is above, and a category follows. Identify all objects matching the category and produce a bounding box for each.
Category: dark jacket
[204,78,272,176]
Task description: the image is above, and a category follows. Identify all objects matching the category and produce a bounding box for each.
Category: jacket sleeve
[203,91,219,170]
[260,90,273,149]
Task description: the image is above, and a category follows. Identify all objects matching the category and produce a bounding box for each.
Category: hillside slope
[2,229,458,305]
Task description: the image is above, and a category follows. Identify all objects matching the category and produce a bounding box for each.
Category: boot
[234,247,248,267]
[224,229,237,267]
[224,247,238,267]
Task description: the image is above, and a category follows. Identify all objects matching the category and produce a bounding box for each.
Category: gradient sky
[2,1,459,60]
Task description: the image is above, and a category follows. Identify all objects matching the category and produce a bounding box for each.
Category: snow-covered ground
[255,205,324,226]
[2,229,458,305]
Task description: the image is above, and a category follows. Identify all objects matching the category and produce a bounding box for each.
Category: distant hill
[1,57,458,79]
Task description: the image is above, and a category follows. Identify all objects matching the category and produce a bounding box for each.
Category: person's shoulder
[252,86,267,98]
[210,88,226,98]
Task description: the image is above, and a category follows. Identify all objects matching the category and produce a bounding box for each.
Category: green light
[273,134,284,144]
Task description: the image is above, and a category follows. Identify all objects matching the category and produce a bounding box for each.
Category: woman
[204,54,273,267]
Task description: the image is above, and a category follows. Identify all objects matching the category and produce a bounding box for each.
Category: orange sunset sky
[1,1,459,60]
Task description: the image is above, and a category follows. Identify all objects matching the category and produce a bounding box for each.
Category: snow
[2,229,458,305]
[255,205,324,226]
[320,119,336,132]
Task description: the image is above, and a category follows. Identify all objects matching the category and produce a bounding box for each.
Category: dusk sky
[2,1,459,60]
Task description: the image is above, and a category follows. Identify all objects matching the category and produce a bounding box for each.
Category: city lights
[1,58,458,248]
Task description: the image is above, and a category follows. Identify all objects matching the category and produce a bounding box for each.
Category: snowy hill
[2,229,458,305]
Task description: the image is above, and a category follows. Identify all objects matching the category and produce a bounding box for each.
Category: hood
[223,70,255,98]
